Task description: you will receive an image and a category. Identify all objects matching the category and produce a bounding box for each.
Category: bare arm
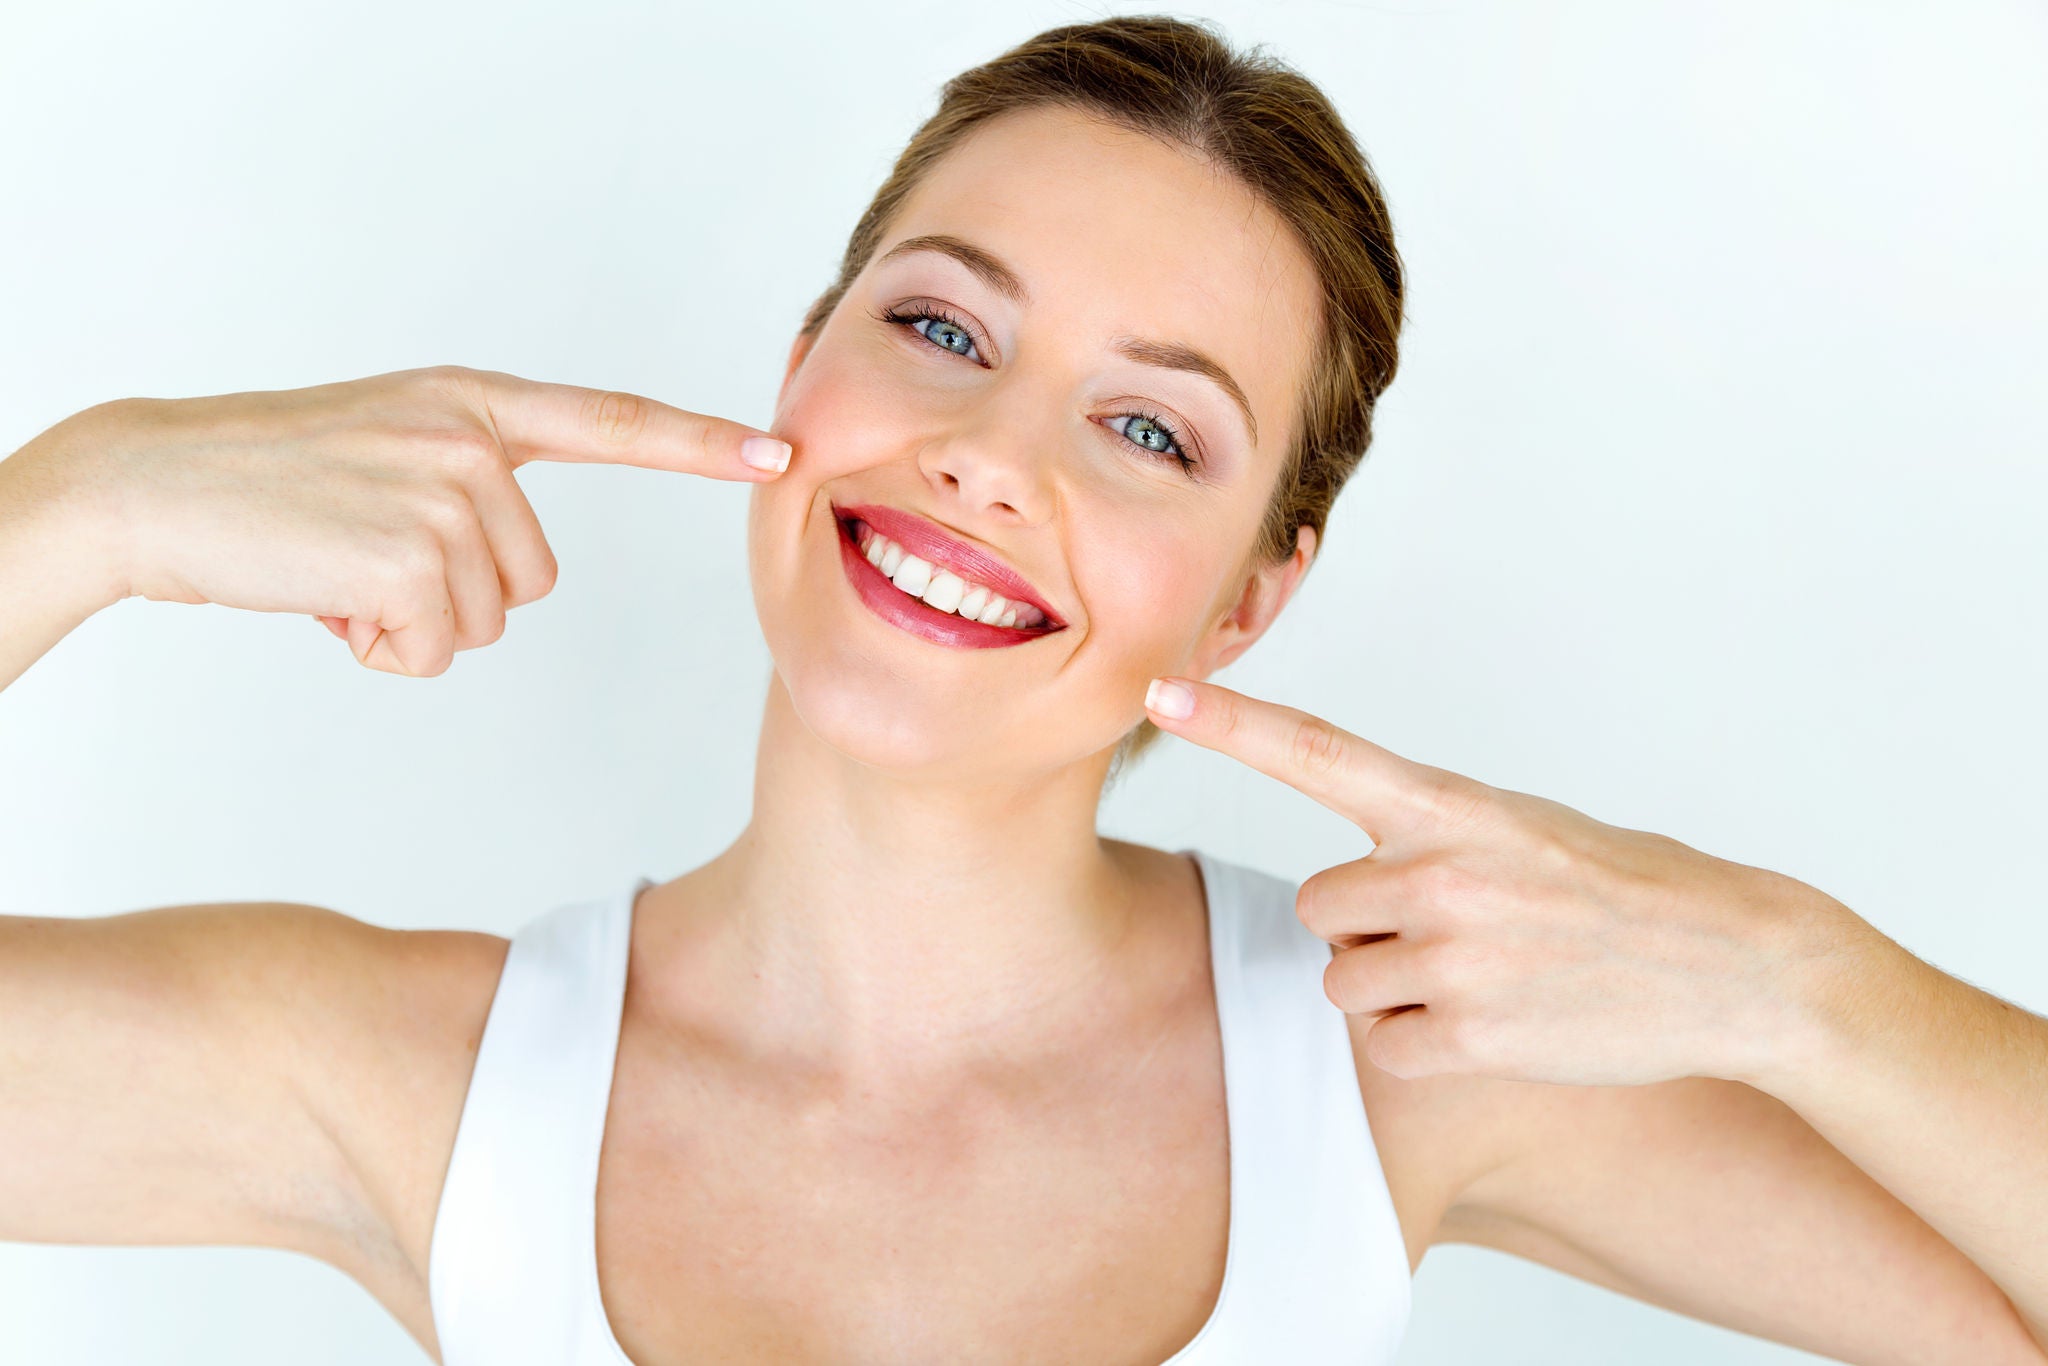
[1,365,786,692]
[1749,933,2048,1351]
[1359,1015,2048,1364]
[0,901,379,1258]
[1140,677,2048,1360]
[0,406,131,693]
[0,895,511,1304]
[1,367,778,1345]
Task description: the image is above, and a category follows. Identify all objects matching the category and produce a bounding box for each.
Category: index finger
[1143,676,1455,846]
[444,367,792,479]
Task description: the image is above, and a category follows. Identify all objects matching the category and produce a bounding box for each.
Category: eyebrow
[874,233,1260,448]
[1109,335,1258,447]
[879,233,1029,303]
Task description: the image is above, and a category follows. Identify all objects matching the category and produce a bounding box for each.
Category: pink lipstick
[833,505,1067,650]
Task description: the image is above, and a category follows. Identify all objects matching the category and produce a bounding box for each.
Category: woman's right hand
[38,365,791,678]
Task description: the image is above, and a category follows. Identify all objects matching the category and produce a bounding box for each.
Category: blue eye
[917,316,976,358]
[1108,413,1195,474]
[879,303,984,363]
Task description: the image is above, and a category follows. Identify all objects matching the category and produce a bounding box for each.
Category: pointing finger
[438,367,792,481]
[1143,675,1463,846]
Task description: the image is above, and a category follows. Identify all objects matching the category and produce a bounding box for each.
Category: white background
[2,1,2043,1362]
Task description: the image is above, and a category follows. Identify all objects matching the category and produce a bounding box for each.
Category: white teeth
[853,522,1049,629]
[921,569,966,613]
[891,553,931,597]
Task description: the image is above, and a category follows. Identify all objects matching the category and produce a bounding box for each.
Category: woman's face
[750,103,1322,779]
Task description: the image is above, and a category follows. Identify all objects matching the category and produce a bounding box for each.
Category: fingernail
[1146,677,1194,720]
[741,435,791,472]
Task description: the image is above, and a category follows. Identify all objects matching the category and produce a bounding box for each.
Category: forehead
[879,103,1322,455]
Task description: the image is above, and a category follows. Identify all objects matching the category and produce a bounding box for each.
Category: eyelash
[871,302,1200,477]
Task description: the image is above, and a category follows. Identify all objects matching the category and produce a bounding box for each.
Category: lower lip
[835,515,1062,650]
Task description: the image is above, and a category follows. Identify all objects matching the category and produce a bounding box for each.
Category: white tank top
[427,848,1412,1363]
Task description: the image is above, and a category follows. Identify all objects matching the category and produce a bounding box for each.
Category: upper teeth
[856,523,1047,629]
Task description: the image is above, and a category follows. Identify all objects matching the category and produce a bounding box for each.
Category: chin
[780,667,993,774]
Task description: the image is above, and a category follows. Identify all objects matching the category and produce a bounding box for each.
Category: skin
[656,102,1320,1084]
[1139,666,2048,1361]
[3,97,2042,1366]
[554,106,1331,1358]
[608,101,2048,1360]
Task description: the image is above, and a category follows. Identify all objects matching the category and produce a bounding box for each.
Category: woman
[1,14,2043,1366]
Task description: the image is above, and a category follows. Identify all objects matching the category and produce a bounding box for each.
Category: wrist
[1734,884,1914,1097]
[1,404,138,612]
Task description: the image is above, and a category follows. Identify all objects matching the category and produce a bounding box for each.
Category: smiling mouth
[834,512,1066,647]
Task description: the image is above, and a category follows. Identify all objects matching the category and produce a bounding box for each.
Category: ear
[1186,523,1319,678]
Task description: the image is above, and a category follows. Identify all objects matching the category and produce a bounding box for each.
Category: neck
[663,673,1157,1087]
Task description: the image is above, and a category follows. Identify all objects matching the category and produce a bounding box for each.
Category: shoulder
[240,903,511,1115]
[66,898,511,1110]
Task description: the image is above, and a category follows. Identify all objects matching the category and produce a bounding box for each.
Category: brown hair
[798,14,1405,783]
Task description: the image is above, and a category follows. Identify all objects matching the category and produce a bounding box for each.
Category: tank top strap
[1173,848,1412,1364]
[427,877,651,1366]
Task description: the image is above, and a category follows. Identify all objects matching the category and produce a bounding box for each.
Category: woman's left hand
[1142,676,1884,1088]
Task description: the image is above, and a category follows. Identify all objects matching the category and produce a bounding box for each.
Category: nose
[914,380,1058,524]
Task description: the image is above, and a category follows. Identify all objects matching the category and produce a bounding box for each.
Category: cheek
[749,345,917,566]
[772,347,918,479]
[1070,517,1222,670]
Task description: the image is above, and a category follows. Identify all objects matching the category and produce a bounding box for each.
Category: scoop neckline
[588,847,1241,1365]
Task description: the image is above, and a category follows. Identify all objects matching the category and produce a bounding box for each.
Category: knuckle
[1289,714,1348,780]
[417,488,473,538]
[412,365,482,409]
[456,613,503,653]
[421,613,457,676]
[422,363,497,397]
[1525,825,1577,880]
[505,550,559,608]
[583,389,651,445]
[434,426,501,474]
[1322,954,1352,1010]
[1296,871,1357,940]
[1417,768,1492,828]
[1294,876,1327,937]
[382,530,443,593]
